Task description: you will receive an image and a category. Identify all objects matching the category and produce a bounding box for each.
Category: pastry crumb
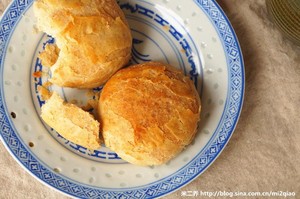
[86,90,96,97]
[33,71,43,78]
[42,81,52,87]
[37,85,52,101]
[87,99,98,111]
[39,44,60,67]
[163,25,170,31]
[32,25,39,34]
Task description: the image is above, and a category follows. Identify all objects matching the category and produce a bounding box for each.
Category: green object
[267,0,300,46]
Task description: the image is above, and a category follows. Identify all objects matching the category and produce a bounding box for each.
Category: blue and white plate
[0,0,244,198]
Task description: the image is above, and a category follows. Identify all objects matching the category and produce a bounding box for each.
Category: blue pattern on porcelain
[0,0,244,198]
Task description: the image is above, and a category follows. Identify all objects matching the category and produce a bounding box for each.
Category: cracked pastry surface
[34,0,132,88]
[99,62,201,166]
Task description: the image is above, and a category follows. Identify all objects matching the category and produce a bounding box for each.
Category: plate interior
[0,0,243,197]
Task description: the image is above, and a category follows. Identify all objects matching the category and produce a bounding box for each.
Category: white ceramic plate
[0,0,244,198]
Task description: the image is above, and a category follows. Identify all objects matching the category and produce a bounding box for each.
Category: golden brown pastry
[38,44,60,67]
[41,92,101,150]
[34,0,132,88]
[99,62,201,166]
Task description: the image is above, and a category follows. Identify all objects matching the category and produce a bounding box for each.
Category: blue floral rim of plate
[0,0,244,198]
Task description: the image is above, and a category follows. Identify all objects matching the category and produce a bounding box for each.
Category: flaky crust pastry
[99,62,201,166]
[41,92,101,150]
[34,0,132,88]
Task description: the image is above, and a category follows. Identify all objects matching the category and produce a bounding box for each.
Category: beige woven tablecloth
[0,0,299,198]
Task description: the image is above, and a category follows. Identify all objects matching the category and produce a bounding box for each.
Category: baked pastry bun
[41,92,100,150]
[34,0,132,88]
[99,62,201,166]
